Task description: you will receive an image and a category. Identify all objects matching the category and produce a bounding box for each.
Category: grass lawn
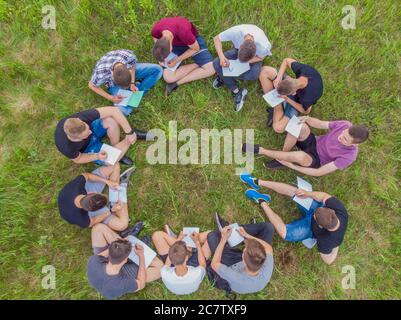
[0,0,400,300]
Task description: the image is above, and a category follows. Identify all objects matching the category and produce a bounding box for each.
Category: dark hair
[168,241,188,266]
[109,239,132,265]
[349,125,369,144]
[243,239,266,272]
[238,39,256,62]
[113,64,131,88]
[80,193,108,211]
[277,79,296,95]
[315,207,339,230]
[152,38,170,62]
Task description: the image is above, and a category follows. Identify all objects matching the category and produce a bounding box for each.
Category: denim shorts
[285,200,323,242]
[83,119,107,165]
[283,95,300,119]
[172,35,213,67]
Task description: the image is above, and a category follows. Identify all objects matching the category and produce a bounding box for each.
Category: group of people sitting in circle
[55,16,369,299]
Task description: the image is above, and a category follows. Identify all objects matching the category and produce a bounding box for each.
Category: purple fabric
[316,121,358,169]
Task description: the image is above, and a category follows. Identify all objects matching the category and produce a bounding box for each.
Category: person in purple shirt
[242,116,369,176]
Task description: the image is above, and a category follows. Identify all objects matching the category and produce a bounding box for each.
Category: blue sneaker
[245,189,271,204]
[240,172,260,190]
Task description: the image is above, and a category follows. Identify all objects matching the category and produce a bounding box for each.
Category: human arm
[129,66,138,92]
[278,161,338,177]
[71,151,107,164]
[96,107,136,142]
[320,246,339,265]
[191,232,207,268]
[211,226,232,272]
[274,57,297,88]
[298,116,330,130]
[88,81,124,104]
[237,227,273,255]
[294,189,333,203]
[213,35,229,67]
[82,172,119,189]
[134,244,147,291]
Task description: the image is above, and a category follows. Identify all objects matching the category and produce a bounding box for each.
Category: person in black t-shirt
[57,164,131,231]
[259,58,323,133]
[242,175,347,265]
[54,107,138,166]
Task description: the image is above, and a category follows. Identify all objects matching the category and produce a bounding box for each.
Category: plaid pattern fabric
[90,50,137,87]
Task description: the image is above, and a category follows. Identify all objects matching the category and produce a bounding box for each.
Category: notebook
[163,52,181,72]
[227,223,244,247]
[182,227,200,248]
[285,115,303,138]
[99,144,122,166]
[114,89,144,108]
[263,89,285,107]
[109,184,127,203]
[222,59,250,77]
[292,177,313,210]
[127,236,157,269]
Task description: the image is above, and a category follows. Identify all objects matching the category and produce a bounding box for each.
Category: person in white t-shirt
[212,24,272,112]
[152,226,207,295]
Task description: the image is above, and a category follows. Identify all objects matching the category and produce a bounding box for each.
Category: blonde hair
[64,118,86,139]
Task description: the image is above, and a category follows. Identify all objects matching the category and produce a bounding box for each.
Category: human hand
[134,244,144,257]
[130,84,139,92]
[221,226,232,241]
[97,150,108,161]
[111,94,124,103]
[126,132,137,145]
[220,57,230,68]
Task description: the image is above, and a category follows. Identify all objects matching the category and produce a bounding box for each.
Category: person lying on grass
[88,49,162,116]
[201,213,274,295]
[212,24,272,112]
[57,164,135,231]
[259,57,323,131]
[151,16,215,97]
[87,224,163,300]
[54,106,148,166]
[241,173,348,265]
[152,226,207,295]
[242,116,369,176]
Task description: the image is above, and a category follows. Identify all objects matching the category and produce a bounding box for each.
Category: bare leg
[163,64,199,83]
[112,138,132,162]
[259,147,313,167]
[107,203,129,231]
[102,117,120,146]
[260,202,287,240]
[98,163,120,182]
[152,231,177,255]
[146,257,163,282]
[200,231,211,259]
[282,123,311,151]
[259,66,277,93]
[176,62,215,85]
[91,224,121,248]
[258,180,297,197]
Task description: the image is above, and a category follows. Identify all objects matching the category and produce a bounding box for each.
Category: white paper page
[302,238,317,249]
[114,89,132,107]
[263,89,285,107]
[109,185,127,203]
[164,52,181,72]
[227,223,244,247]
[293,177,313,210]
[127,236,157,269]
[222,60,250,77]
[285,115,303,138]
[182,227,200,248]
[100,144,122,166]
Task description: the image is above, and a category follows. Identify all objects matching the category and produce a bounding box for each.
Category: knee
[102,117,118,129]
[163,70,176,83]
[152,230,165,243]
[299,124,310,140]
[273,122,286,134]
[259,66,277,81]
[92,223,108,234]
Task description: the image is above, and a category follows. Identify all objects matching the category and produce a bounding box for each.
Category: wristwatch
[126,129,136,135]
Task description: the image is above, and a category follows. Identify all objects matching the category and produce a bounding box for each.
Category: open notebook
[285,115,303,138]
[263,89,285,107]
[222,60,250,77]
[227,223,244,247]
[109,184,127,203]
[292,176,313,210]
[114,89,144,108]
[182,227,200,248]
[163,52,182,72]
[99,144,122,166]
[127,236,157,269]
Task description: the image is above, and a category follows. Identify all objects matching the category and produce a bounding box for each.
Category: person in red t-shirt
[151,16,215,96]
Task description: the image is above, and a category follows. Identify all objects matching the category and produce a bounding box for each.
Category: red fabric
[151,16,198,46]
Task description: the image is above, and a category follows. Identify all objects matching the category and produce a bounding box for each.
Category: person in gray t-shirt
[202,217,274,294]
[87,224,163,299]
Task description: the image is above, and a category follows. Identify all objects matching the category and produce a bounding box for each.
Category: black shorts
[160,248,199,267]
[296,133,321,168]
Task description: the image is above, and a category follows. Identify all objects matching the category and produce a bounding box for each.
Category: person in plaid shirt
[89,49,162,115]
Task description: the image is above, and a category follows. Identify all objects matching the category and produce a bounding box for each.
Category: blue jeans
[83,119,107,166]
[284,200,323,242]
[172,35,213,67]
[108,62,163,115]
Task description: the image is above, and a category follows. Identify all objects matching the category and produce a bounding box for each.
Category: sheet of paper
[285,115,303,138]
[302,238,317,249]
[182,227,200,248]
[114,89,132,107]
[222,59,250,77]
[100,144,122,166]
[163,52,181,72]
[109,185,127,203]
[293,176,313,210]
[127,91,144,108]
[263,89,285,107]
[127,236,157,269]
[227,223,244,247]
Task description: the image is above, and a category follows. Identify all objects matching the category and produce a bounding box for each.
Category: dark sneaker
[212,76,224,89]
[140,235,152,247]
[233,88,248,112]
[119,155,134,166]
[266,108,274,128]
[215,212,229,231]
[164,224,177,238]
[263,160,285,170]
[120,220,144,238]
[242,143,260,154]
[120,166,136,185]
[165,82,178,97]
[249,217,258,224]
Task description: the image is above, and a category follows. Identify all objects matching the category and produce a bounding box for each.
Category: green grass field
[0,0,400,300]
